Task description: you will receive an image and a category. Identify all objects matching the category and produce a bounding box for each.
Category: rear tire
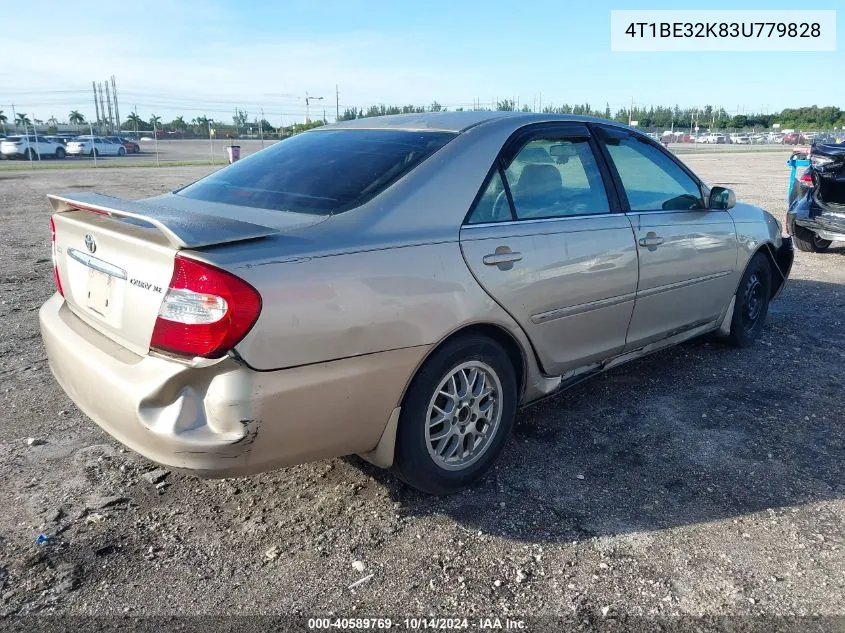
[24,149,34,160]
[793,226,831,252]
[726,253,772,348]
[55,147,66,159]
[393,335,517,495]
[117,147,126,156]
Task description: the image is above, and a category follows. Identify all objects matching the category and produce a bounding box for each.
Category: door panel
[625,210,737,348]
[460,215,638,374]
[592,125,739,348]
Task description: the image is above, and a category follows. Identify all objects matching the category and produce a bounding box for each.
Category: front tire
[793,226,831,252]
[726,253,772,348]
[55,147,66,159]
[393,335,517,495]
[117,147,126,156]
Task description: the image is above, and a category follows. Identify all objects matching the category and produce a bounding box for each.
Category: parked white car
[0,135,66,159]
[730,134,751,145]
[66,136,126,157]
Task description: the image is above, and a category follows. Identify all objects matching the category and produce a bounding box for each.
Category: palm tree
[15,113,32,131]
[68,110,85,132]
[194,115,210,136]
[0,110,6,134]
[126,112,143,138]
[172,115,185,133]
[149,115,161,136]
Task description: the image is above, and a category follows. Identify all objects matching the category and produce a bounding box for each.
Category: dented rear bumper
[39,294,424,476]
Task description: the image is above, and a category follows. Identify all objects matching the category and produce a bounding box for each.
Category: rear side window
[177,129,455,215]
[466,134,610,224]
[504,139,609,219]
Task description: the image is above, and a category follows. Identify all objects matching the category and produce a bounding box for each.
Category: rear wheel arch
[401,323,528,408]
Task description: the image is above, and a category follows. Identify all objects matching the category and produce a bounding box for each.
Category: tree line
[341,102,845,131]
[2,104,843,136]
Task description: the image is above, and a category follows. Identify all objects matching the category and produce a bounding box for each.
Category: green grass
[0,159,229,171]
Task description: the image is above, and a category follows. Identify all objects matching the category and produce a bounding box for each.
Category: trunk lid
[49,192,306,356]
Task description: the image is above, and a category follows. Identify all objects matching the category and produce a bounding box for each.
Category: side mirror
[709,186,736,210]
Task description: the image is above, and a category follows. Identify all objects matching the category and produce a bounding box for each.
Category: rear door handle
[638,232,665,250]
[483,252,523,265]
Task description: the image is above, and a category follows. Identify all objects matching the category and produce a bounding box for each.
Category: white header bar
[611,10,836,52]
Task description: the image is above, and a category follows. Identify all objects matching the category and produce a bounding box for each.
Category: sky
[2,0,842,126]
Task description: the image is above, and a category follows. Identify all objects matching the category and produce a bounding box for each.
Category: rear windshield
[5,137,21,142]
[176,129,455,215]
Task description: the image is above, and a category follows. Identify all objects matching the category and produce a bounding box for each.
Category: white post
[153,119,160,167]
[89,121,97,167]
[209,121,214,164]
[30,124,42,163]
[259,108,264,149]
[26,123,33,166]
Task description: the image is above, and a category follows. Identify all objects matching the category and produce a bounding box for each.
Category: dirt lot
[0,152,842,628]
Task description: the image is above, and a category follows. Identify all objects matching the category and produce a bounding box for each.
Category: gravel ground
[0,152,842,628]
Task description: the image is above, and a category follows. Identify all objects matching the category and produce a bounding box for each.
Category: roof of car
[326,111,629,133]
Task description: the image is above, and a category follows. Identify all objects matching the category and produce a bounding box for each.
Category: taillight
[50,216,64,297]
[150,255,261,358]
[799,171,814,185]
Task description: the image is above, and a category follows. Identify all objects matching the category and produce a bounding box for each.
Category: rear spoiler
[48,192,280,249]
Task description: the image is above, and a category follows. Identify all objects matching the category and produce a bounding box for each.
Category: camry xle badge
[84,234,97,254]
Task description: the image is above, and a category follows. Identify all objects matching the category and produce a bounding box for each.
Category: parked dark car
[787,143,845,252]
[109,136,141,153]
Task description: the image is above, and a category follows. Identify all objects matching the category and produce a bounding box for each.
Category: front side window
[177,129,455,215]
[601,131,704,211]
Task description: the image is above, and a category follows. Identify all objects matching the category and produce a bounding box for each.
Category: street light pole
[305,92,324,124]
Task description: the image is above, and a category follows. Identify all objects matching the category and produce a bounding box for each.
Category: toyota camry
[39,112,794,494]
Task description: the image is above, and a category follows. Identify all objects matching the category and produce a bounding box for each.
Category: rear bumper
[39,294,425,476]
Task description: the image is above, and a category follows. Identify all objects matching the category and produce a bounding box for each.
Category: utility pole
[10,104,16,132]
[335,84,339,121]
[104,80,114,134]
[111,75,121,134]
[92,82,100,134]
[539,92,542,113]
[259,108,264,148]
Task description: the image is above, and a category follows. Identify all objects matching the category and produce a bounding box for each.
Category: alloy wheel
[424,361,503,471]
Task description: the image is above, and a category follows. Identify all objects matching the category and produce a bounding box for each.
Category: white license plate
[86,268,113,317]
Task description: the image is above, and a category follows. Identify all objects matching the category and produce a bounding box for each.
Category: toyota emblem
[84,234,97,254]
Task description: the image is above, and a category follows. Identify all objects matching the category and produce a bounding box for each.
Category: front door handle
[638,232,665,250]
[483,247,522,270]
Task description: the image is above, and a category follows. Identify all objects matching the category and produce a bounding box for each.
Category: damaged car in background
[787,142,845,252]
[40,112,793,495]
